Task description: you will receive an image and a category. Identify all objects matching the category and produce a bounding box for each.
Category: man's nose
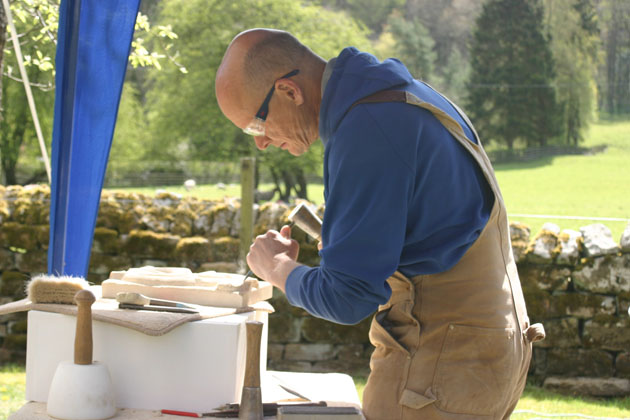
[254,136,271,150]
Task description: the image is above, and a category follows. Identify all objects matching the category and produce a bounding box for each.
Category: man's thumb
[280,224,292,239]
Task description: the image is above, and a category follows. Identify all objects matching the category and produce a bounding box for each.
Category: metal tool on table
[239,320,265,420]
[47,290,117,420]
[116,291,200,314]
[288,203,323,241]
[162,402,327,418]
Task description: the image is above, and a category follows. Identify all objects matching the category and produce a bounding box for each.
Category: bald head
[215,29,326,155]
[216,29,324,123]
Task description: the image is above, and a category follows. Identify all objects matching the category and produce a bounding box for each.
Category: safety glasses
[243,69,300,136]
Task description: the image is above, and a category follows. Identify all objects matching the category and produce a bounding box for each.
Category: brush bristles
[27,275,89,304]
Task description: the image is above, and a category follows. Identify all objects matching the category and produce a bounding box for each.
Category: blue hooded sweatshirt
[285,48,494,325]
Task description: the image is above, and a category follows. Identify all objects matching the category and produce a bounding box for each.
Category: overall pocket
[433,324,517,416]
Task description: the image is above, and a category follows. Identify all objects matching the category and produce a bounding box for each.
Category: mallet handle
[243,321,263,388]
[74,289,96,365]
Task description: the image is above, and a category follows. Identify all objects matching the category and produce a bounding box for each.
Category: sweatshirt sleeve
[285,107,413,324]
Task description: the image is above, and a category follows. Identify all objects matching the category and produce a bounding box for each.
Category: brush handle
[74,289,95,365]
[243,321,263,388]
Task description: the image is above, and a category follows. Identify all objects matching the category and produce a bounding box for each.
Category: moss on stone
[301,316,372,345]
[1,222,39,251]
[15,250,48,274]
[210,236,239,262]
[88,253,132,278]
[0,271,28,296]
[175,237,211,263]
[125,229,180,259]
[93,227,120,254]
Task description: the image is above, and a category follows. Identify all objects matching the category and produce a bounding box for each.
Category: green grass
[107,119,630,241]
[2,366,629,419]
[353,376,630,419]
[0,365,26,420]
[495,119,630,241]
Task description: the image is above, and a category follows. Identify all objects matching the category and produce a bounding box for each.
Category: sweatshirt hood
[319,47,414,144]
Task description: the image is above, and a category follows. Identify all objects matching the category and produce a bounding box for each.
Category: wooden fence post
[240,157,255,272]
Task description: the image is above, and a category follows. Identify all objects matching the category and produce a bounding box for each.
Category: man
[215,28,544,420]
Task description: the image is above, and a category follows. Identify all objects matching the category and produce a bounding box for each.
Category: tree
[598,0,630,115]
[544,0,600,145]
[466,0,560,149]
[374,12,435,82]
[145,0,372,201]
[1,0,181,185]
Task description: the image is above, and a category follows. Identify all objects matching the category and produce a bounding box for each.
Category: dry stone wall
[1,184,629,397]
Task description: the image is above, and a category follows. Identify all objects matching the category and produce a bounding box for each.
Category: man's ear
[275,79,304,106]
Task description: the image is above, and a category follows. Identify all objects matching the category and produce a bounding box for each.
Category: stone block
[526,227,559,263]
[580,224,620,257]
[534,318,581,348]
[617,352,630,379]
[522,286,552,321]
[4,333,27,351]
[268,360,312,372]
[15,250,47,274]
[0,248,16,271]
[9,319,28,334]
[312,360,370,376]
[550,292,616,319]
[175,237,211,263]
[93,227,120,254]
[583,315,630,351]
[510,222,530,263]
[210,203,238,237]
[198,262,239,273]
[254,202,289,236]
[531,347,547,377]
[88,253,132,277]
[301,315,372,345]
[269,289,309,317]
[573,254,630,294]
[267,344,285,361]
[210,237,239,262]
[546,348,614,377]
[621,222,630,253]
[35,225,49,250]
[519,264,570,292]
[125,230,180,259]
[543,376,630,397]
[284,343,335,361]
[335,344,365,361]
[268,313,302,343]
[0,271,28,297]
[0,324,7,338]
[171,208,195,237]
[557,229,582,265]
[97,197,139,233]
[1,222,39,251]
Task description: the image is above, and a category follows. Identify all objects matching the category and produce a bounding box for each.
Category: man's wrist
[270,256,302,293]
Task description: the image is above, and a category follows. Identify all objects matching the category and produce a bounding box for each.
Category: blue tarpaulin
[48,0,141,277]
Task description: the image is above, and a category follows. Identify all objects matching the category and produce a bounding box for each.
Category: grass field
[3,366,629,419]
[109,118,630,242]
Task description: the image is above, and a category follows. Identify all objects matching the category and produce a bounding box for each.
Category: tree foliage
[1,0,181,185]
[466,0,561,149]
[144,0,371,200]
[598,0,630,115]
[544,0,600,145]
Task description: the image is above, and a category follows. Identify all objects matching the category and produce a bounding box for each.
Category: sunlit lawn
[3,366,629,419]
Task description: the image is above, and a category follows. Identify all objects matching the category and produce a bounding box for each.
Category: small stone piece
[556,229,582,265]
[526,227,559,263]
[580,224,619,257]
[621,222,630,252]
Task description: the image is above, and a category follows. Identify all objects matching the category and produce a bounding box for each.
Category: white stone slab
[26,309,268,412]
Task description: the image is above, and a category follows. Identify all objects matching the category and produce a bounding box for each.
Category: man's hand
[247,225,301,292]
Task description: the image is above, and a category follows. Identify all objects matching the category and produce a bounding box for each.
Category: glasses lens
[243,117,265,136]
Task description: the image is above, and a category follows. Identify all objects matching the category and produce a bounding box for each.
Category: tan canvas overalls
[353,90,545,420]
